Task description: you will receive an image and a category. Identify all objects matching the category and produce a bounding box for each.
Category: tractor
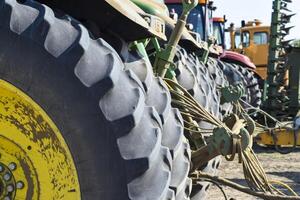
[165,0,263,110]
[228,19,270,80]
[212,16,226,49]
[0,0,243,199]
[0,0,298,199]
[220,0,300,151]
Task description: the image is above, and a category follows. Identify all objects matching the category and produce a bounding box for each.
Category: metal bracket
[154,0,198,78]
[191,114,251,171]
[139,13,167,41]
[220,84,245,104]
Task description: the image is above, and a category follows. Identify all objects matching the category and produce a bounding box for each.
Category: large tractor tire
[206,58,233,117]
[175,49,221,119]
[234,64,262,108]
[0,0,189,199]
[219,61,262,108]
[218,62,251,107]
[173,48,222,200]
[124,50,192,200]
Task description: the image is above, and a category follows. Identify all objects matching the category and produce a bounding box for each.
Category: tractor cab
[229,20,270,79]
[213,17,226,48]
[164,0,215,41]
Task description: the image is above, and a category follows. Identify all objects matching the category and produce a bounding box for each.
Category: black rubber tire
[218,61,252,107]
[207,58,233,117]
[173,47,222,200]
[175,48,220,119]
[0,1,176,199]
[124,50,192,200]
[220,61,262,108]
[235,65,262,108]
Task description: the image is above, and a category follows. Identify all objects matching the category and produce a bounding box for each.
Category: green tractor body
[130,0,170,17]
[37,0,166,41]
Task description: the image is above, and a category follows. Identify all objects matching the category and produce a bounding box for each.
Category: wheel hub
[0,79,80,199]
[0,161,18,200]
[0,135,37,200]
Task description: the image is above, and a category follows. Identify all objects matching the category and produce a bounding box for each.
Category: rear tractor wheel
[0,0,182,199]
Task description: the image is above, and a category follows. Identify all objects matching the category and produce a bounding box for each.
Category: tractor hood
[221,51,256,69]
[37,0,166,41]
[105,0,167,41]
[130,0,170,18]
[130,0,209,53]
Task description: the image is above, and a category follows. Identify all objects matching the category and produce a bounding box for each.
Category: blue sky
[213,0,300,40]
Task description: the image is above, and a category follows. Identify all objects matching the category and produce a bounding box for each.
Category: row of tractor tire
[0,0,261,199]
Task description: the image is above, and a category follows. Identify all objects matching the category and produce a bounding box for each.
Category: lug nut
[144,17,151,24]
[8,163,16,171]
[4,196,10,200]
[0,165,3,172]
[16,181,24,189]
[6,185,14,192]
[3,173,11,181]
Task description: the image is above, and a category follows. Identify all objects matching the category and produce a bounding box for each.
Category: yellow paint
[199,0,207,5]
[229,21,270,80]
[256,128,300,146]
[241,25,270,67]
[255,66,268,80]
[0,79,80,199]
[213,17,225,23]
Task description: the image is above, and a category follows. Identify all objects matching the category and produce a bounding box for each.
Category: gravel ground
[207,145,300,200]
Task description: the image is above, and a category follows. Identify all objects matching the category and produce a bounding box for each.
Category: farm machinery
[0,0,299,199]
[221,0,300,151]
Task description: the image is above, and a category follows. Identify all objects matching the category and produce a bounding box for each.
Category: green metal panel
[288,47,300,116]
[265,0,282,112]
[154,0,198,78]
[264,0,294,118]
[130,0,169,17]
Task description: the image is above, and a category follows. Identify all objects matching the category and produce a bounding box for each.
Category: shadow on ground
[268,171,300,184]
[228,173,300,196]
[267,171,300,195]
[253,144,300,154]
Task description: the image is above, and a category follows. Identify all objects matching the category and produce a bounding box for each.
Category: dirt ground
[207,145,300,200]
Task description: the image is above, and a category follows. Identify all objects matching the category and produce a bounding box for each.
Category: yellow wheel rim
[0,79,81,200]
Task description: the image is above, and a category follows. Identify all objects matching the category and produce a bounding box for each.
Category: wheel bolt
[6,185,14,192]
[8,163,16,171]
[3,173,11,181]
[16,181,24,189]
